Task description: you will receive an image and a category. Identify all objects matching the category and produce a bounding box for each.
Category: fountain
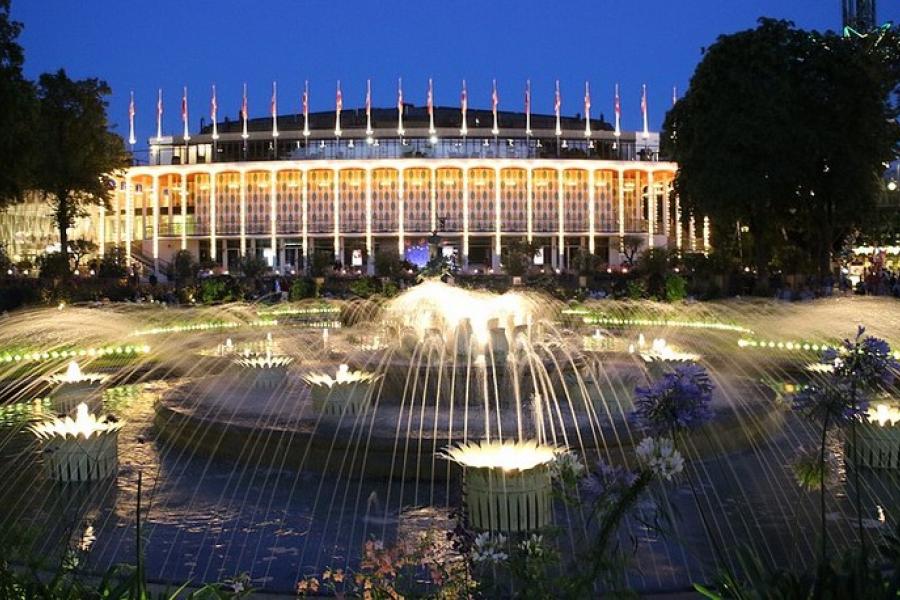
[45,360,109,413]
[233,350,294,388]
[302,363,379,417]
[30,402,123,481]
[441,439,558,532]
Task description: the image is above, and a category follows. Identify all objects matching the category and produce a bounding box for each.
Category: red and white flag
[397,78,404,135]
[271,81,279,137]
[491,79,499,135]
[613,83,621,138]
[155,88,163,140]
[524,80,531,134]
[302,80,309,136]
[427,78,435,134]
[181,86,190,141]
[554,79,562,136]
[211,84,219,140]
[460,79,468,135]
[241,83,249,139]
[584,81,591,137]
[128,91,136,146]
[334,80,343,136]
[365,79,373,135]
[641,83,649,139]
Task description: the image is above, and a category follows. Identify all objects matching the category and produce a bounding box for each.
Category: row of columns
[117,164,709,273]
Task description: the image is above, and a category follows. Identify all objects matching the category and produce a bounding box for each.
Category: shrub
[173,249,195,285]
[36,252,70,279]
[289,277,316,300]
[665,274,687,302]
[349,277,377,298]
[199,277,237,304]
[96,247,128,279]
[626,279,646,299]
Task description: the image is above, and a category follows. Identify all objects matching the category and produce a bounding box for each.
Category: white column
[557,169,564,268]
[125,175,133,263]
[114,192,121,247]
[151,174,160,272]
[239,171,247,257]
[180,175,187,251]
[209,173,217,261]
[617,169,625,253]
[365,167,374,274]
[302,168,309,270]
[397,169,405,256]
[334,169,341,262]
[689,215,697,252]
[526,166,533,243]
[675,193,682,252]
[663,179,671,238]
[430,167,437,233]
[588,169,596,254]
[98,204,106,256]
[647,171,655,249]
[462,167,469,269]
[493,167,501,271]
[703,216,711,256]
[270,169,278,271]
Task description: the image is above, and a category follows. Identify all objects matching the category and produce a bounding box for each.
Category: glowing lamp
[31,402,123,481]
[849,402,900,469]
[440,440,558,532]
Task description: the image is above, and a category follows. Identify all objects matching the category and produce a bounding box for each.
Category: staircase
[130,242,171,283]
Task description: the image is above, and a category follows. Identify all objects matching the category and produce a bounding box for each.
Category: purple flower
[826,326,899,389]
[792,380,867,426]
[632,364,714,435]
[580,460,638,504]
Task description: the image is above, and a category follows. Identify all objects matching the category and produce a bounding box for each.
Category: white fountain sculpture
[302,363,379,416]
[31,402,124,481]
[233,350,295,388]
[45,360,109,413]
[440,439,560,532]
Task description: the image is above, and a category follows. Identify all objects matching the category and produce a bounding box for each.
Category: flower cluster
[471,532,509,564]
[635,437,685,481]
[549,451,585,482]
[822,326,898,390]
[632,363,714,435]
[580,460,639,505]
[518,534,546,558]
[792,380,868,426]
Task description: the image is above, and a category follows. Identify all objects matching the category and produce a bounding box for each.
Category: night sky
[11,0,899,152]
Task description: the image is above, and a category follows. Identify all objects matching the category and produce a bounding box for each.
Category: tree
[69,239,96,269]
[172,249,195,285]
[0,0,35,205]
[503,238,540,277]
[663,19,900,286]
[618,235,644,267]
[31,69,129,273]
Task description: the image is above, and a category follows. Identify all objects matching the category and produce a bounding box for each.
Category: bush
[374,250,403,278]
[626,279,646,299]
[665,274,687,302]
[289,277,316,300]
[36,252,70,279]
[173,249,195,285]
[95,247,128,279]
[239,255,270,280]
[199,277,238,304]
[349,277,377,298]
[382,280,399,297]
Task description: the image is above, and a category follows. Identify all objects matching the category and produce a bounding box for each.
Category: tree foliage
[663,19,900,283]
[0,0,34,205]
[31,69,129,271]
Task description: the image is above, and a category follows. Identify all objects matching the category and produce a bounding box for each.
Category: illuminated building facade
[97,99,709,274]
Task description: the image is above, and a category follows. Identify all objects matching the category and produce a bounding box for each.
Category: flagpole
[128,91,136,150]
[334,80,342,137]
[641,83,649,142]
[613,83,621,152]
[272,81,279,159]
[460,79,467,137]
[584,81,591,138]
[491,79,499,136]
[525,80,532,137]
[397,78,404,137]
[427,77,435,136]
[211,84,218,164]
[365,79,373,137]
[241,82,249,160]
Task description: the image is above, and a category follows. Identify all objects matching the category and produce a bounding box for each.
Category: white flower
[549,451,585,481]
[472,532,508,563]
[635,437,684,480]
[518,534,545,558]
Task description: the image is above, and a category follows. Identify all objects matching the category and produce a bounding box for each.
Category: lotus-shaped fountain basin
[30,402,124,481]
[45,360,109,386]
[303,364,379,415]
[440,439,559,472]
[233,353,294,370]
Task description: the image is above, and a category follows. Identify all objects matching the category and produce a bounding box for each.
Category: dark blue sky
[11,0,899,150]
